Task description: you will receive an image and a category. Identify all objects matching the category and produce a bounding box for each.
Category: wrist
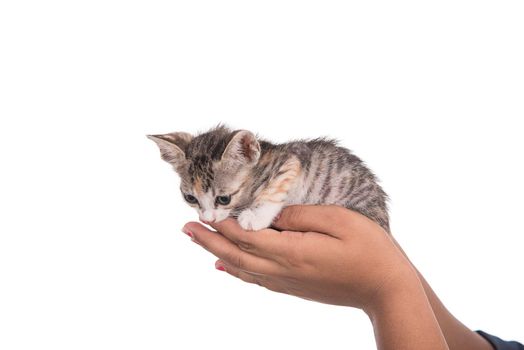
[364,269,449,350]
[364,264,422,320]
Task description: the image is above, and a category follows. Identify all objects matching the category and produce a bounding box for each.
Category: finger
[272,205,354,238]
[182,221,280,275]
[215,259,263,285]
[209,218,293,260]
[215,260,286,293]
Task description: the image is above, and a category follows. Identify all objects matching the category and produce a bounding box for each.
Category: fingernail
[181,227,193,238]
[215,261,226,271]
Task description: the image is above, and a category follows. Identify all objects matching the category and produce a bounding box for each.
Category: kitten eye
[184,194,199,204]
[215,195,231,205]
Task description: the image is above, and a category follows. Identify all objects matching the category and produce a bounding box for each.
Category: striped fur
[148,125,390,232]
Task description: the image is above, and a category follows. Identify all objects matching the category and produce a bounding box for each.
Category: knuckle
[274,232,306,270]
[222,250,240,268]
[234,232,253,247]
[282,243,304,269]
[234,252,245,270]
[284,205,304,226]
[284,250,303,269]
[325,205,349,225]
[236,240,255,253]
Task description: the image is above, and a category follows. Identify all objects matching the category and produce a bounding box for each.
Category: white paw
[238,209,272,231]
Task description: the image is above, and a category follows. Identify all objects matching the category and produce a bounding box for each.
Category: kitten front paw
[238,209,272,231]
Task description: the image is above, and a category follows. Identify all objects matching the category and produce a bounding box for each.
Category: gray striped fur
[148,125,390,232]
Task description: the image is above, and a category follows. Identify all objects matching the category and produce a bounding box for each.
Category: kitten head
[148,125,261,223]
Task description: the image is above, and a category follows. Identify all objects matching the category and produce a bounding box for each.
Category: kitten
[148,125,389,233]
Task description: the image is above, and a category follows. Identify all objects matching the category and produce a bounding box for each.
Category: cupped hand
[182,205,417,312]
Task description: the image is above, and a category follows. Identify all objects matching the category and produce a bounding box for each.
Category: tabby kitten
[148,125,389,232]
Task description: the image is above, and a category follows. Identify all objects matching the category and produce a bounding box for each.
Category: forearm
[391,237,493,350]
[417,273,493,350]
[366,272,449,350]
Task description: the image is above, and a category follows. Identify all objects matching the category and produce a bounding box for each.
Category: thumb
[272,205,351,238]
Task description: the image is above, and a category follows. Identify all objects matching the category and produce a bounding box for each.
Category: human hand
[182,205,416,313]
[182,205,449,349]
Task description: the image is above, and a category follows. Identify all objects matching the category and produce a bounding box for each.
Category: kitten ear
[147,132,193,167]
[222,130,261,165]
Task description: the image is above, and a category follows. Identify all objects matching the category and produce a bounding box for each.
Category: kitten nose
[199,217,215,224]
[200,211,216,224]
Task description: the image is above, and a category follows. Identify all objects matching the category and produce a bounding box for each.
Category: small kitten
[148,125,389,232]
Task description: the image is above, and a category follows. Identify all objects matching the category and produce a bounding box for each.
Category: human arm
[182,205,448,350]
[389,236,493,350]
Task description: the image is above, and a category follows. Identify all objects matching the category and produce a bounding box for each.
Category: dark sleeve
[477,330,524,350]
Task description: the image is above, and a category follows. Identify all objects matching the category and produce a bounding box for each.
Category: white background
[1,1,523,349]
